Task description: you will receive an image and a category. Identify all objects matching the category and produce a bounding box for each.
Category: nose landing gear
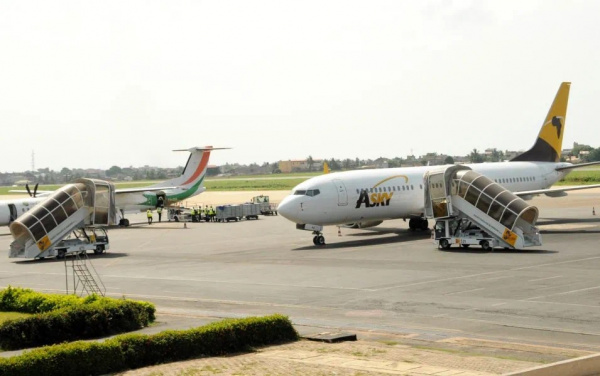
[312,231,326,246]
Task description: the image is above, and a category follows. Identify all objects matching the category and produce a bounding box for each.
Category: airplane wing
[515,184,600,198]
[115,187,179,194]
[555,161,600,171]
[8,190,54,197]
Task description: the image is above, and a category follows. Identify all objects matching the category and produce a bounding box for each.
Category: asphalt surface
[2,190,600,353]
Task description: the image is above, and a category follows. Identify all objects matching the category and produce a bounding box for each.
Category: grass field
[0,312,31,325]
[205,178,308,191]
[1,170,598,195]
[557,170,600,185]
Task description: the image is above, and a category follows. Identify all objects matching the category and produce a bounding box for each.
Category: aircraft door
[8,204,18,223]
[332,179,348,206]
[156,193,166,208]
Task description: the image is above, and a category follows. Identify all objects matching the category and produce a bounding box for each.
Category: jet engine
[344,220,383,229]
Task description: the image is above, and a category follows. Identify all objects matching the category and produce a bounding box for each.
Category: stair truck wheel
[439,239,450,249]
[480,240,492,251]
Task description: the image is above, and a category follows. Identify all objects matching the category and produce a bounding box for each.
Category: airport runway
[2,190,600,352]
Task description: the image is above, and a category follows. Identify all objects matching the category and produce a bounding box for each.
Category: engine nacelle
[345,220,383,229]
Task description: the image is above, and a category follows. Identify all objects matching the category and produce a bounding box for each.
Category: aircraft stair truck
[424,165,542,251]
[9,178,117,259]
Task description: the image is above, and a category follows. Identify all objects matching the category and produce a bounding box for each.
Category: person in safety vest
[157,206,163,222]
[146,209,153,225]
[209,206,215,222]
[190,207,196,222]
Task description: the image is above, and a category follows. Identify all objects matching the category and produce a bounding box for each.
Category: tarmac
[2,188,600,374]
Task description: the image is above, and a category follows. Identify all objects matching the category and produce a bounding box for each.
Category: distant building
[278,159,323,173]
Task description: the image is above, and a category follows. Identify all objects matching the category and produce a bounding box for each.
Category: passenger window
[402,186,405,191]
[393,186,396,191]
[411,185,414,190]
[420,184,423,189]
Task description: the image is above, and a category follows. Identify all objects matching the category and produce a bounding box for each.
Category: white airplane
[0,146,225,227]
[278,82,600,245]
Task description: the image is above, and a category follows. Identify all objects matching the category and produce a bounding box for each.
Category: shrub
[0,287,155,350]
[0,314,298,376]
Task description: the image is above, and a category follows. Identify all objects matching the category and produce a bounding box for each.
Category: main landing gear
[408,217,429,231]
[118,209,130,227]
[312,231,326,246]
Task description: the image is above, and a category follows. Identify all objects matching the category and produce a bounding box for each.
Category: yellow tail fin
[512,82,570,162]
[323,161,331,174]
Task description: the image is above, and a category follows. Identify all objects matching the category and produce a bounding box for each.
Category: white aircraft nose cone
[278,196,299,223]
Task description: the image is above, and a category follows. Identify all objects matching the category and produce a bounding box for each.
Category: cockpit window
[294,190,306,195]
[306,189,321,197]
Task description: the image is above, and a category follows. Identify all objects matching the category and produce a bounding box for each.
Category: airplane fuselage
[278,162,571,226]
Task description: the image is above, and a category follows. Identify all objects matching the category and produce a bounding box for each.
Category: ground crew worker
[190,207,196,222]
[205,205,210,222]
[157,206,163,222]
[209,206,215,222]
[146,209,153,225]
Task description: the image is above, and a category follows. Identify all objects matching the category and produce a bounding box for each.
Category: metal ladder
[65,252,106,297]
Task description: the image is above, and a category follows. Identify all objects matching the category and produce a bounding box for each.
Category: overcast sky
[1,0,599,172]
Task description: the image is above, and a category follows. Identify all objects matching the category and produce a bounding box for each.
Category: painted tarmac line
[528,275,563,282]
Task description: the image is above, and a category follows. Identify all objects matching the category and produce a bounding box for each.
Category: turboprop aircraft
[0,146,225,227]
[278,82,600,245]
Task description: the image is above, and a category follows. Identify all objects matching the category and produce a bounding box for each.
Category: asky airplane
[278,82,600,245]
[0,146,226,227]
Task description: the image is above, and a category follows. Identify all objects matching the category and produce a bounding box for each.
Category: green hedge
[0,314,298,376]
[0,287,155,350]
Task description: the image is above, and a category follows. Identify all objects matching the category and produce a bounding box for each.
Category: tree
[307,155,314,171]
[106,165,122,177]
[490,149,502,162]
[586,147,600,162]
[328,158,341,170]
[444,156,454,164]
[342,159,352,170]
[469,149,484,163]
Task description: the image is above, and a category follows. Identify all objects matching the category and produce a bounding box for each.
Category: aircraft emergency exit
[0,146,226,227]
[278,82,600,245]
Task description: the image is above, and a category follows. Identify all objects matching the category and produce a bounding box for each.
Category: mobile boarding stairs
[424,166,542,250]
[9,179,117,259]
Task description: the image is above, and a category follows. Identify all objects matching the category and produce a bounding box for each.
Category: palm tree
[307,155,314,171]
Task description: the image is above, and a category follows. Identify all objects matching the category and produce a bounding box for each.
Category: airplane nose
[278,195,298,222]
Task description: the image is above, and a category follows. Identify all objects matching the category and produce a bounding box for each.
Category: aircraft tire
[317,235,325,246]
[419,219,429,231]
[408,218,416,231]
